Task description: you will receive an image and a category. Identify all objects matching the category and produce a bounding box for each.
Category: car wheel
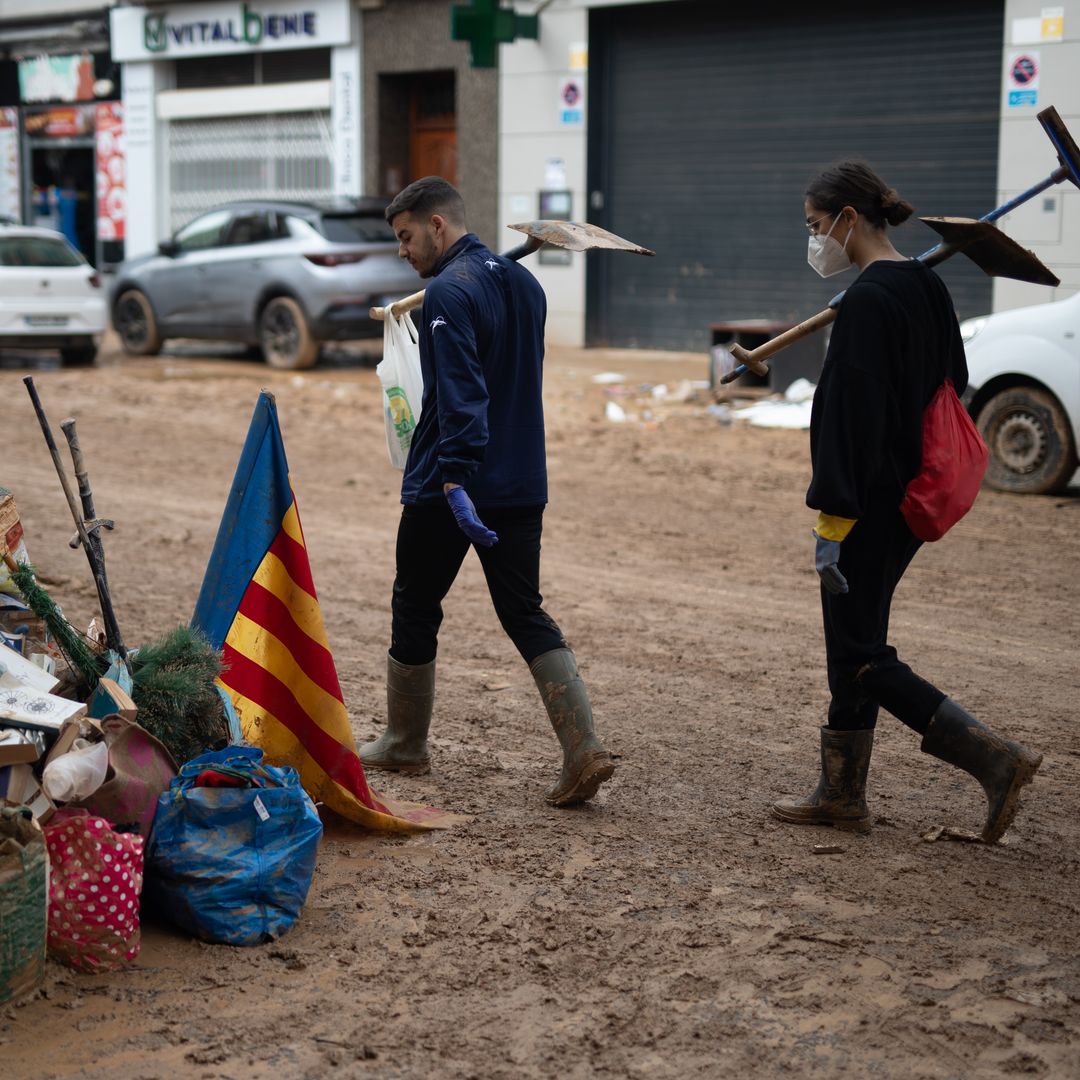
[114,289,163,356]
[976,386,1078,495]
[60,341,97,367]
[259,296,319,370]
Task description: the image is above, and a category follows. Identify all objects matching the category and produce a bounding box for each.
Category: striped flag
[192,392,446,831]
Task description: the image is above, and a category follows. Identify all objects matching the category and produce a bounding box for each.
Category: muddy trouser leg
[824,506,945,734]
[475,505,614,806]
[825,507,1041,841]
[771,508,941,828]
[360,504,471,772]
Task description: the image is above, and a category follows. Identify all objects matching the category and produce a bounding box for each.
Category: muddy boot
[920,699,1042,844]
[358,655,434,775]
[771,726,873,831]
[529,648,615,808]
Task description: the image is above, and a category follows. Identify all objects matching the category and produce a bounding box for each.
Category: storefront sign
[24,106,96,139]
[96,103,125,241]
[111,0,351,61]
[18,54,96,104]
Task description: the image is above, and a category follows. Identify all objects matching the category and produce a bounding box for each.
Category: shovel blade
[507,220,655,256]
[920,216,1061,287]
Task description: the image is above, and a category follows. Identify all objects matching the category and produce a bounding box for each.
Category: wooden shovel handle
[720,307,838,383]
[369,289,426,322]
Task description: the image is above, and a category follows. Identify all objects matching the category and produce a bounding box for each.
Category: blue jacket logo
[430,315,448,331]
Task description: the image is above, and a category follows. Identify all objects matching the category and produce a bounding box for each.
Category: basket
[0,805,48,1004]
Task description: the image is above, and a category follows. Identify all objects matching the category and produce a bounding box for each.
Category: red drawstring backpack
[900,378,988,541]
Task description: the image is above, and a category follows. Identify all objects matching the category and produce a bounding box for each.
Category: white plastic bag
[42,739,109,803]
[376,310,423,470]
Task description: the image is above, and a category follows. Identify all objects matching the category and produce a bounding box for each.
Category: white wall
[500,5,590,346]
[994,0,1080,310]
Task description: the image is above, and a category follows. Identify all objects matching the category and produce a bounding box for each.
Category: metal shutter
[586,0,1004,349]
[167,111,333,232]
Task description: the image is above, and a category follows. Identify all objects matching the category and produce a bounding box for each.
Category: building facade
[0,0,123,267]
[500,0,1080,347]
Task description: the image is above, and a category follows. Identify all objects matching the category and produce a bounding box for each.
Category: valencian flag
[192,392,448,831]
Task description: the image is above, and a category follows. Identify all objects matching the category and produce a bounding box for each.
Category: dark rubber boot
[529,648,615,808]
[358,655,434,775]
[921,699,1042,844]
[771,726,873,831]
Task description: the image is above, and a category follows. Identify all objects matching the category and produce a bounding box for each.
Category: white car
[961,290,1079,495]
[0,224,107,366]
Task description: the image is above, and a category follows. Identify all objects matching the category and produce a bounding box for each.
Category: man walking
[359,176,615,807]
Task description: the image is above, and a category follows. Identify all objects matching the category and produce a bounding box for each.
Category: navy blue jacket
[401,234,548,507]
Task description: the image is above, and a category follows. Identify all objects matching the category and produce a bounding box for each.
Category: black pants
[390,502,567,667]
[823,505,946,734]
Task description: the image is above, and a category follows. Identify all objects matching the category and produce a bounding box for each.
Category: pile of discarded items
[1,382,324,1007]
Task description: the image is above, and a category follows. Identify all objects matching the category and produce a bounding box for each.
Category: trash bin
[709,319,826,393]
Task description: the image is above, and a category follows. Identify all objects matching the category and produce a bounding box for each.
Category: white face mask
[807,214,854,278]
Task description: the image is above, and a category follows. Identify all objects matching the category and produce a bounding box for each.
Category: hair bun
[881,188,914,226]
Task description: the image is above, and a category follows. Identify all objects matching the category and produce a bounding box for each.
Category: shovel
[719,105,1080,385]
[369,221,655,321]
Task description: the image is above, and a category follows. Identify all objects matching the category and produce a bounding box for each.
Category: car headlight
[960,316,988,344]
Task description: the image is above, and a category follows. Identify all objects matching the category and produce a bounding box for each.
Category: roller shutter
[167,111,333,232]
[586,0,1004,349]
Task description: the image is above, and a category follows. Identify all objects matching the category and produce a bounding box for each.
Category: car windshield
[0,236,83,267]
[318,214,396,243]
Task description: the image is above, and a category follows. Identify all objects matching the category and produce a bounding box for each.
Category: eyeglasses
[806,213,832,235]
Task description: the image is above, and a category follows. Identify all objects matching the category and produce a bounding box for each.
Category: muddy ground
[2,335,1078,1080]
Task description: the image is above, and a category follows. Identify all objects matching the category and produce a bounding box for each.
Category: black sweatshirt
[806,259,969,521]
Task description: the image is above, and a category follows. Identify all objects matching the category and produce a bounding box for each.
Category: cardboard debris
[0,640,60,694]
[0,762,55,823]
[0,728,46,766]
[87,676,137,721]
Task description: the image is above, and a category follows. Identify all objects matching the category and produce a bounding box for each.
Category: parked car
[110,198,422,369]
[0,224,106,366]
[961,290,1079,495]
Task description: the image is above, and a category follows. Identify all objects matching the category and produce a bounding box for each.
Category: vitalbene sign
[110,0,351,61]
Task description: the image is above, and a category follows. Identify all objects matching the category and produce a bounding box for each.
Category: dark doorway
[379,71,457,196]
[29,145,95,264]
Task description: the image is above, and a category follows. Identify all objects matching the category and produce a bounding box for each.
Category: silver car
[110,198,422,369]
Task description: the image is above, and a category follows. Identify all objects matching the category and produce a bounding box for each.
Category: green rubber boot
[771,726,874,831]
[358,655,434,775]
[921,698,1042,844]
[529,648,615,807]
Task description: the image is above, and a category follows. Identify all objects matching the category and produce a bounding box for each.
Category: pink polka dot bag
[43,809,145,972]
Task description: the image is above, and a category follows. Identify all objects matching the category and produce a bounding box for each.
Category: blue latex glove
[445,486,499,547]
[814,533,849,595]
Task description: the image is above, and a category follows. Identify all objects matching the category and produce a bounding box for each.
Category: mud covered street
[3,337,1079,1079]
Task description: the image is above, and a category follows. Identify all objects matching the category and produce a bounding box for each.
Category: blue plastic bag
[145,746,323,945]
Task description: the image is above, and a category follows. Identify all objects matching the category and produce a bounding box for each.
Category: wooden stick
[721,308,839,384]
[369,289,426,322]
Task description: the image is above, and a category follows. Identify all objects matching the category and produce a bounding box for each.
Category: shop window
[176,54,257,89]
[261,48,330,84]
[175,49,329,90]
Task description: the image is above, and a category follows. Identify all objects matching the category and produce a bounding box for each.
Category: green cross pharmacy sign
[451,0,539,68]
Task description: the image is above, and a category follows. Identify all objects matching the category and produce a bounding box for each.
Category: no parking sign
[1006,50,1040,108]
[558,78,584,126]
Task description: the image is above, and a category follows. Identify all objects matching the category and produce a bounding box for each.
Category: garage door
[167,111,333,232]
[586,0,1004,349]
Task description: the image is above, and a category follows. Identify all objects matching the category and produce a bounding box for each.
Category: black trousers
[389,502,567,667]
[822,505,946,734]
